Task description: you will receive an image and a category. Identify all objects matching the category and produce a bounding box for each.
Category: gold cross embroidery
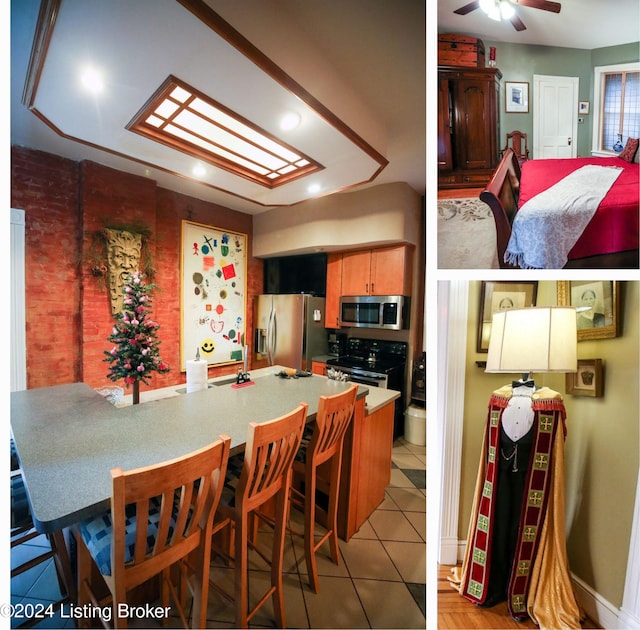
[522,526,537,541]
[483,481,493,498]
[488,446,496,463]
[528,490,544,507]
[534,453,549,470]
[512,595,526,612]
[517,561,530,576]
[478,515,489,532]
[468,581,483,598]
[473,548,486,566]
[539,415,553,432]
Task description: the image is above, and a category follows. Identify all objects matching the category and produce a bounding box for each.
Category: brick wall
[11,146,263,393]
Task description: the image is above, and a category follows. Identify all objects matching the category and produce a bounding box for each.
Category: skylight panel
[127,76,323,187]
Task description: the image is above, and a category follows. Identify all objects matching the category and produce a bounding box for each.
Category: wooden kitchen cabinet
[341,245,412,296]
[311,361,328,376]
[438,66,502,189]
[325,252,343,329]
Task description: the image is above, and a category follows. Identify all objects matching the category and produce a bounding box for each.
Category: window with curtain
[599,70,640,151]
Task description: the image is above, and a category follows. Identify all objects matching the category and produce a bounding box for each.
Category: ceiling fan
[454,0,561,32]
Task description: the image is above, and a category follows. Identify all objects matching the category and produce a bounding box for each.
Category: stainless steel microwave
[339,295,409,330]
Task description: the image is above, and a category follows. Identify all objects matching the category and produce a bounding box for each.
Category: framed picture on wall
[566,359,604,397]
[477,281,538,352]
[180,220,248,370]
[505,81,529,113]
[579,100,590,115]
[557,281,620,341]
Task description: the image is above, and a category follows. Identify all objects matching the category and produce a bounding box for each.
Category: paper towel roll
[186,360,208,393]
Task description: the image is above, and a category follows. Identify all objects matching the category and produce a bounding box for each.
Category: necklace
[501,443,518,472]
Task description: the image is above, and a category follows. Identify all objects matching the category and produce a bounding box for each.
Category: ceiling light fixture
[479,0,516,22]
[192,164,207,178]
[127,76,323,188]
[280,112,301,131]
[80,67,104,93]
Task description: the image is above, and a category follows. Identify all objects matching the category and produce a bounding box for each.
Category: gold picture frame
[566,359,604,397]
[477,281,538,352]
[557,281,620,341]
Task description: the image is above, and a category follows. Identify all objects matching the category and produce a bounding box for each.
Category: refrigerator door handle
[267,307,276,365]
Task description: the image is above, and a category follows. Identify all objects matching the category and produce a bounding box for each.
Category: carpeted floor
[438,197,500,269]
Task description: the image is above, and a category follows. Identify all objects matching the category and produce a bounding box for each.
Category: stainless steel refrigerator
[255,294,327,370]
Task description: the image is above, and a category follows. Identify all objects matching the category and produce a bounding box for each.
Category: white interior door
[533,75,579,158]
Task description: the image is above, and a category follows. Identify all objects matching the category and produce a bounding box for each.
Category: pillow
[618,137,639,163]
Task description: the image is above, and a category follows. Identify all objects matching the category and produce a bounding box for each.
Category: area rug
[438,198,500,269]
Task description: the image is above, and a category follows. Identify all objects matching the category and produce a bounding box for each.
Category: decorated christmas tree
[104,271,170,404]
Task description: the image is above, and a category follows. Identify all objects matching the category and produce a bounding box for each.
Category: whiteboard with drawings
[180,220,247,370]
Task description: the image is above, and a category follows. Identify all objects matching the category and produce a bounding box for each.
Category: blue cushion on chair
[294,424,314,464]
[220,452,245,507]
[11,473,33,530]
[78,496,174,576]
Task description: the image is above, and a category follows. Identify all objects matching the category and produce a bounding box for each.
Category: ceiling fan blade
[510,15,527,31]
[454,1,480,16]
[514,0,561,14]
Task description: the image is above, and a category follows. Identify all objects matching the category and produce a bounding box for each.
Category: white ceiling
[10,0,426,216]
[438,0,640,49]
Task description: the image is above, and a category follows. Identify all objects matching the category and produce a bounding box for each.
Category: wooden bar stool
[290,384,357,592]
[211,403,308,629]
[75,435,231,629]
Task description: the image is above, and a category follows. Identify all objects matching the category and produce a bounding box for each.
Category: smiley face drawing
[200,338,215,355]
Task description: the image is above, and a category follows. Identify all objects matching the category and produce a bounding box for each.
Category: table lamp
[485,306,578,384]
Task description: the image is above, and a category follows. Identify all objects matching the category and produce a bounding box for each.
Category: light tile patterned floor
[10,438,426,629]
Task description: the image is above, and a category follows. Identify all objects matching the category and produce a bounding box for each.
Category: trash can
[404,405,426,446]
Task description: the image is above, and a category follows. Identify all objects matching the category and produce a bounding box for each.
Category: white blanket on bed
[504,164,623,269]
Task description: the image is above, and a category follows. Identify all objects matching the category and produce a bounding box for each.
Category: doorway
[533,74,579,158]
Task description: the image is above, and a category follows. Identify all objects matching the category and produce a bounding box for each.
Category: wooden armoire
[438,66,502,188]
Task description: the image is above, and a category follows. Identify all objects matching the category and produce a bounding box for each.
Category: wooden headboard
[480,149,521,269]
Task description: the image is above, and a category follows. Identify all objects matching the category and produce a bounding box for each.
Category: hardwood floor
[437,564,602,629]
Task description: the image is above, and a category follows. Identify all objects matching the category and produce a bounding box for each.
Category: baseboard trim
[571,572,620,629]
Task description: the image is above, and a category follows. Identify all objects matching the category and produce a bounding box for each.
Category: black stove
[327,338,407,438]
[326,338,407,374]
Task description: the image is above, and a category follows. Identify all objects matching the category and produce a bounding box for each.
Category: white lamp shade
[486,307,578,373]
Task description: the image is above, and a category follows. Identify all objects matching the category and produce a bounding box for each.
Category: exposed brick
[11,146,263,393]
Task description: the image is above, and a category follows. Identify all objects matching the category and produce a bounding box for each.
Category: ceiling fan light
[479,0,495,15]
[487,5,502,21]
[499,1,515,19]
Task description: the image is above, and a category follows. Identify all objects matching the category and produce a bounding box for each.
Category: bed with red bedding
[480,149,639,269]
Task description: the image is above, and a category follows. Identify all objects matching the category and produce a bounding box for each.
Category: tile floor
[10,438,426,629]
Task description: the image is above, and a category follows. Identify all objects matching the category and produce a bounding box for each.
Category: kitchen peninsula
[11,367,399,545]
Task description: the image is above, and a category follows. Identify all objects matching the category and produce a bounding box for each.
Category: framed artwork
[557,281,620,341]
[578,100,590,115]
[505,81,529,113]
[477,281,538,352]
[180,220,247,370]
[566,359,604,397]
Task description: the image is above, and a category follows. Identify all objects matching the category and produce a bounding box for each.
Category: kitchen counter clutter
[11,369,399,540]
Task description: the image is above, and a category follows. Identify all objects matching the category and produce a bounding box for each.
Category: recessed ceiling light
[280,112,301,131]
[80,67,104,93]
[307,183,321,194]
[192,164,207,178]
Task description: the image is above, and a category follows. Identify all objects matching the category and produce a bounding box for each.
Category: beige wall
[459,280,639,609]
[252,182,422,257]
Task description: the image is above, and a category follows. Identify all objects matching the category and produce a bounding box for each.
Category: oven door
[334,366,388,388]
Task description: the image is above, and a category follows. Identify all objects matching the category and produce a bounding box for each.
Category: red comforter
[518,157,639,259]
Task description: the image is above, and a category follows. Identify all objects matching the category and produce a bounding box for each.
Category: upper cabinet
[342,245,413,296]
[326,244,413,328]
